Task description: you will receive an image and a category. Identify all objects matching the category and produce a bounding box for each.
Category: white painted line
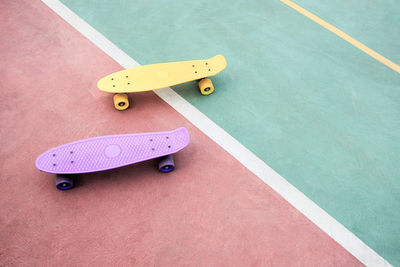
[41,1,392,266]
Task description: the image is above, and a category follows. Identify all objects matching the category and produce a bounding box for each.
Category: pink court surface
[0,0,364,266]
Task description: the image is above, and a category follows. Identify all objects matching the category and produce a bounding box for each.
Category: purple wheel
[158,155,175,173]
[55,174,74,190]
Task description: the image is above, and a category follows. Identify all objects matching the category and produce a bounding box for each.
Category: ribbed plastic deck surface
[36,128,189,174]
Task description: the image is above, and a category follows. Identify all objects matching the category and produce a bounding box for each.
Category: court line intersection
[280,0,400,75]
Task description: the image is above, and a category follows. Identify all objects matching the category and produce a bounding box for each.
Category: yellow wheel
[113,93,130,110]
[198,78,214,95]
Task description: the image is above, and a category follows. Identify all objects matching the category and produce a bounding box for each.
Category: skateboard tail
[35,127,189,174]
[213,54,227,70]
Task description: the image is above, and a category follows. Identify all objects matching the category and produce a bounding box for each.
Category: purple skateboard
[36,127,190,190]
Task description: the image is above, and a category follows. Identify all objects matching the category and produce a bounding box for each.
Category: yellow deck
[97,55,227,93]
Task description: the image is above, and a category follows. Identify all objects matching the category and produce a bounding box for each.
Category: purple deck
[36,128,189,174]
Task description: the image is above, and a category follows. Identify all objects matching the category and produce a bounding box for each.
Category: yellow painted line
[280,0,400,74]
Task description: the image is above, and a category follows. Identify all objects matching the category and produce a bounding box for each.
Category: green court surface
[61,0,400,264]
[294,0,400,63]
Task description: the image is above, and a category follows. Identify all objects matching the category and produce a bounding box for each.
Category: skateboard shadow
[171,81,205,100]
[76,158,169,189]
[171,72,229,100]
[97,91,162,111]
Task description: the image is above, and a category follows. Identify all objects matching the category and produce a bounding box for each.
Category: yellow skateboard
[97,55,227,110]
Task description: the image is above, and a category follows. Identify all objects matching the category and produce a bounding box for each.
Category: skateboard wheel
[113,93,130,110]
[158,155,175,173]
[55,174,74,190]
[198,78,214,95]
